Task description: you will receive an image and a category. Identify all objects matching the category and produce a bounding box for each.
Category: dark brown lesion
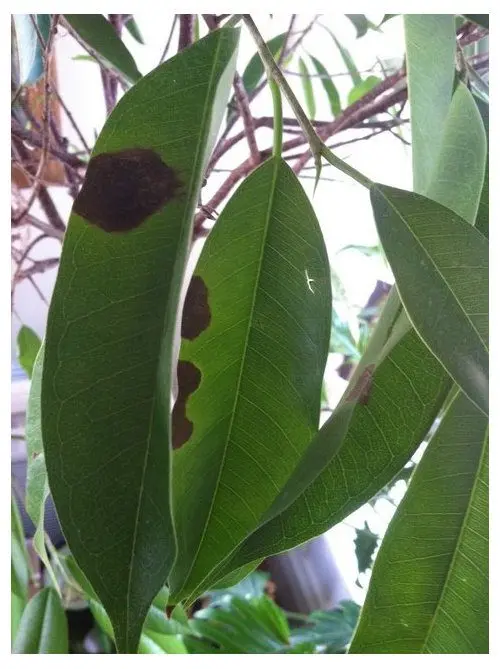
[181,275,211,340]
[346,364,375,405]
[172,360,202,449]
[73,147,182,232]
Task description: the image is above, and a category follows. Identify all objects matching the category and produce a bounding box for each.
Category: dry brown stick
[232,73,260,165]
[178,14,194,51]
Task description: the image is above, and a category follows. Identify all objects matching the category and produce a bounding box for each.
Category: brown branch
[12,120,86,169]
[18,213,65,241]
[50,87,91,154]
[232,73,260,165]
[178,15,194,51]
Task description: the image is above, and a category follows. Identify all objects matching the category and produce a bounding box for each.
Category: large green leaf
[41,28,239,653]
[309,55,341,117]
[64,14,142,83]
[404,15,456,193]
[12,588,68,654]
[16,325,41,379]
[370,185,488,416]
[350,391,488,653]
[474,95,489,239]
[168,157,331,602]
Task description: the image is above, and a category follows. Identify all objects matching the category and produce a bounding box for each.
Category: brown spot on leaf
[73,148,182,232]
[181,275,211,340]
[172,360,201,449]
[346,364,375,405]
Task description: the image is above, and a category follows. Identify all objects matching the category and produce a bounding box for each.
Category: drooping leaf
[350,391,488,653]
[12,588,68,654]
[370,184,488,416]
[16,325,41,378]
[64,14,142,82]
[298,57,316,119]
[309,55,341,116]
[168,156,331,602]
[378,14,399,27]
[345,15,379,38]
[403,15,456,193]
[41,28,240,653]
[354,521,378,573]
[347,75,381,106]
[322,25,361,87]
[227,32,287,123]
[24,344,60,595]
[463,14,489,29]
[12,14,51,87]
[425,83,487,226]
[124,16,144,44]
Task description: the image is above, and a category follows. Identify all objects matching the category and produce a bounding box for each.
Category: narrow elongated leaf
[168,157,331,602]
[13,588,68,654]
[41,28,239,653]
[350,391,488,653]
[11,593,25,646]
[404,15,456,193]
[347,75,381,105]
[124,16,144,44]
[309,55,341,116]
[16,325,41,379]
[371,184,488,416]
[322,26,361,86]
[298,57,316,119]
[64,14,142,82]
[345,14,371,38]
[11,496,29,600]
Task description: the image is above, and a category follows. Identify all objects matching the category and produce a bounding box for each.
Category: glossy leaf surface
[371,185,488,416]
[41,28,239,653]
[350,391,488,653]
[169,157,331,602]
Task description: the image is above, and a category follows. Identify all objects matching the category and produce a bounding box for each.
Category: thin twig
[51,87,91,154]
[12,120,87,169]
[232,73,260,165]
[159,16,178,64]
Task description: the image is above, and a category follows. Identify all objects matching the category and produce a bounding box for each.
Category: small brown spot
[172,360,201,449]
[346,364,375,405]
[181,275,211,340]
[73,148,182,232]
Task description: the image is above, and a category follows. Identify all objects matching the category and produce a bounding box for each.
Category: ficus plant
[12,14,488,654]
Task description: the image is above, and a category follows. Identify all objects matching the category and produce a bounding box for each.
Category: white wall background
[12,14,414,604]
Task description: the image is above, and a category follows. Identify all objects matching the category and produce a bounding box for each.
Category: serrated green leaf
[64,14,142,82]
[354,522,378,573]
[463,14,489,29]
[168,157,331,602]
[350,391,488,653]
[16,325,41,379]
[41,28,239,653]
[124,16,144,44]
[298,57,316,119]
[309,55,341,117]
[347,75,381,106]
[13,588,68,654]
[404,15,456,193]
[12,14,50,87]
[370,184,488,416]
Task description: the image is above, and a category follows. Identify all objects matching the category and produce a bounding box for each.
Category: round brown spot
[73,148,182,232]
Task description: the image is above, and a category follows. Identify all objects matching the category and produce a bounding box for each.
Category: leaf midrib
[176,157,282,598]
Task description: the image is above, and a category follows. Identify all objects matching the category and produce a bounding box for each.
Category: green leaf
[474,95,489,239]
[425,83,487,226]
[291,600,361,651]
[370,184,488,416]
[11,496,29,601]
[64,14,142,82]
[350,391,488,653]
[227,32,287,123]
[12,14,50,86]
[463,14,489,29]
[11,593,25,646]
[323,26,361,87]
[347,75,381,106]
[168,157,331,602]
[404,15,456,193]
[298,57,316,119]
[13,588,68,654]
[354,522,378,573]
[378,14,399,27]
[16,325,41,379]
[124,16,144,44]
[41,28,239,654]
[345,15,379,38]
[309,55,341,116]
[139,630,188,653]
[209,287,451,583]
